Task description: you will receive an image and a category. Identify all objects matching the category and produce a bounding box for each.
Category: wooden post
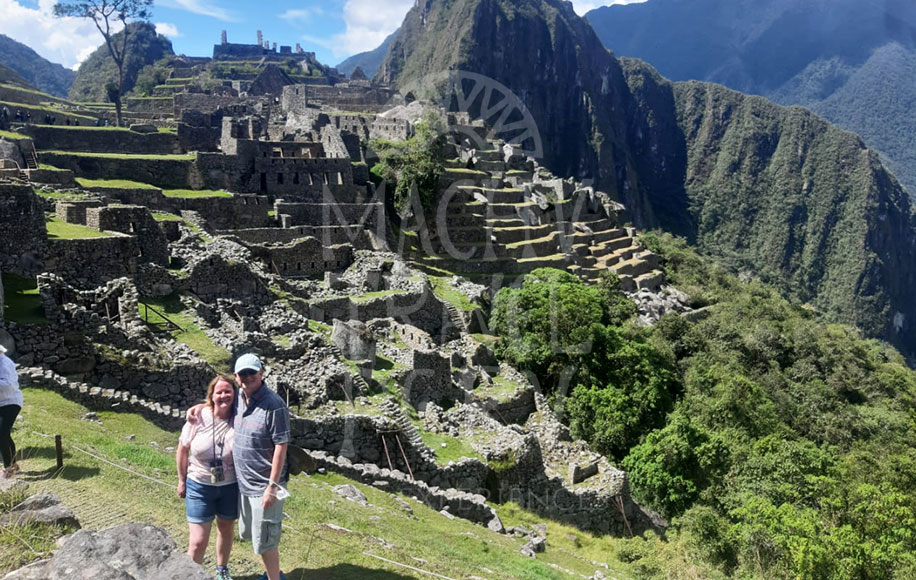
[55,435,63,470]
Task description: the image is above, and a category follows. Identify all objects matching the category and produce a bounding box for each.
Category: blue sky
[0,0,645,70]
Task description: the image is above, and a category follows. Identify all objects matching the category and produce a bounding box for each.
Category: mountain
[585,0,916,196]
[377,0,916,358]
[69,22,173,103]
[0,62,33,89]
[0,34,76,97]
[337,29,399,78]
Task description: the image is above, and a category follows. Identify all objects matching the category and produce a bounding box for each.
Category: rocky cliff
[377,0,916,358]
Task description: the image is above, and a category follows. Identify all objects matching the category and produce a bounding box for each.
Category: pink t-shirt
[179,407,236,486]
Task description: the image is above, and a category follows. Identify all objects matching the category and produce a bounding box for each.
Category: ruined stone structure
[0,182,45,275]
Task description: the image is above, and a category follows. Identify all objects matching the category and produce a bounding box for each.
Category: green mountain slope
[69,22,173,103]
[586,0,916,197]
[0,34,76,97]
[0,62,33,89]
[378,0,916,358]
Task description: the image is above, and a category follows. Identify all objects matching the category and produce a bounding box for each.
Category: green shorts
[238,493,285,555]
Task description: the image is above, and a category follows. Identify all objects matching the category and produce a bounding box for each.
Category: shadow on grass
[17,446,101,481]
[237,564,419,580]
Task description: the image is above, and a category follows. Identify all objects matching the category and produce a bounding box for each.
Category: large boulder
[2,523,209,580]
[331,319,376,362]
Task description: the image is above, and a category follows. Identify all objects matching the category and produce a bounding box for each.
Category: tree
[54,0,153,126]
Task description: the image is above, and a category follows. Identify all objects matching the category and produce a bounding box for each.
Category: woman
[177,374,239,580]
[0,344,21,479]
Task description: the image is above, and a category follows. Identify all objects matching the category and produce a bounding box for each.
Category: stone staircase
[378,398,436,463]
[443,301,468,335]
[25,141,39,170]
[419,132,666,291]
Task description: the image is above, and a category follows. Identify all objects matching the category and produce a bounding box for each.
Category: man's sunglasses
[237,369,259,377]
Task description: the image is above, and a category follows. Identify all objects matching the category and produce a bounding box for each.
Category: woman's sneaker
[214,566,233,580]
[255,573,286,580]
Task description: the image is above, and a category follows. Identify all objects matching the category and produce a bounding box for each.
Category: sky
[0,0,646,71]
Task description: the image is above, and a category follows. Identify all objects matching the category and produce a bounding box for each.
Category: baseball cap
[234,353,263,374]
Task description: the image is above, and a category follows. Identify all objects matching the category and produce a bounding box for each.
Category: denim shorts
[185,478,239,524]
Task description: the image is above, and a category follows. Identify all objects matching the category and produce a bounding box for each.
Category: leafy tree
[369,109,446,212]
[54,0,153,126]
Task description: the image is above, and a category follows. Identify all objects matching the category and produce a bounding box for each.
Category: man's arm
[185,403,206,424]
[262,442,288,509]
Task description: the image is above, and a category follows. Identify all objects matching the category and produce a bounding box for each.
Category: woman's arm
[176,443,189,498]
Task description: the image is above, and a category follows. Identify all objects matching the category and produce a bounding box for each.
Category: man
[190,353,289,580]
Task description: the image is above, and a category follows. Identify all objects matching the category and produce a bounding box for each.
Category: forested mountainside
[337,29,399,78]
[586,0,916,197]
[0,34,76,97]
[377,0,916,359]
[68,22,173,103]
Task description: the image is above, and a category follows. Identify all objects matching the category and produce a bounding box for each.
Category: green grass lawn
[429,277,480,312]
[0,130,28,140]
[5,388,636,579]
[151,211,182,222]
[39,151,194,161]
[162,189,232,198]
[137,294,231,370]
[45,215,112,239]
[76,177,159,190]
[1,273,45,324]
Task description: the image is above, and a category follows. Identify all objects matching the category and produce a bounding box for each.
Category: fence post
[55,435,63,470]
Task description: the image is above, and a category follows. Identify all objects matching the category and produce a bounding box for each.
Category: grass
[0,481,78,572]
[350,290,406,304]
[76,177,158,190]
[0,100,96,121]
[34,189,89,201]
[0,130,28,140]
[151,212,182,222]
[45,215,112,239]
[34,124,129,132]
[137,294,231,370]
[429,276,480,312]
[162,189,232,198]
[1,273,45,324]
[475,375,523,403]
[39,151,194,161]
[418,430,485,465]
[6,388,636,579]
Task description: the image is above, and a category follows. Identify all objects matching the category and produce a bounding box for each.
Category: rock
[533,523,547,538]
[287,445,317,475]
[487,513,505,534]
[439,508,455,520]
[523,536,546,554]
[331,319,376,362]
[81,412,99,423]
[2,523,209,579]
[0,330,16,357]
[0,493,79,529]
[333,484,368,506]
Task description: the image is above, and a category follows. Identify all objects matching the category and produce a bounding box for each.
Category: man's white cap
[234,353,262,374]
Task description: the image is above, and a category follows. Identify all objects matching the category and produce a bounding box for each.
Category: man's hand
[262,487,277,509]
[177,480,186,499]
[186,403,206,423]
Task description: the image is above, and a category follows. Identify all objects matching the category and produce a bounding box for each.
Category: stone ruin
[0,43,686,543]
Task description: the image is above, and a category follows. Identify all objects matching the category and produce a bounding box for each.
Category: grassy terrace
[3,387,635,579]
[162,189,232,198]
[0,100,96,121]
[40,151,194,161]
[76,177,158,189]
[35,189,90,201]
[45,216,112,239]
[0,130,28,140]
[350,289,407,303]
[137,293,231,369]
[1,273,45,324]
[151,211,182,222]
[429,276,479,312]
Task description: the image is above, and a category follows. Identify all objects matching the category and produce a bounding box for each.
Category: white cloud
[332,0,412,58]
[279,8,324,23]
[155,22,180,38]
[158,0,238,22]
[0,0,111,69]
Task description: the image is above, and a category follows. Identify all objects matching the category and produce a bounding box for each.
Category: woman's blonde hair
[205,374,239,409]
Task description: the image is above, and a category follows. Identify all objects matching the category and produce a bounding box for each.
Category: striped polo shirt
[233,382,290,497]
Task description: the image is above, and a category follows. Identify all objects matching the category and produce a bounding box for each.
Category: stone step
[505,232,562,258]
[589,235,635,257]
[610,256,653,278]
[458,187,525,204]
[491,224,555,244]
[634,270,665,291]
[473,159,505,173]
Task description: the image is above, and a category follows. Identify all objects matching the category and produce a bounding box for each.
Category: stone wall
[39,152,195,190]
[370,118,411,141]
[219,225,372,249]
[0,183,46,275]
[247,237,354,278]
[186,254,271,304]
[306,85,399,113]
[275,201,382,229]
[85,205,169,266]
[21,125,180,155]
[43,234,138,289]
[124,97,174,115]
